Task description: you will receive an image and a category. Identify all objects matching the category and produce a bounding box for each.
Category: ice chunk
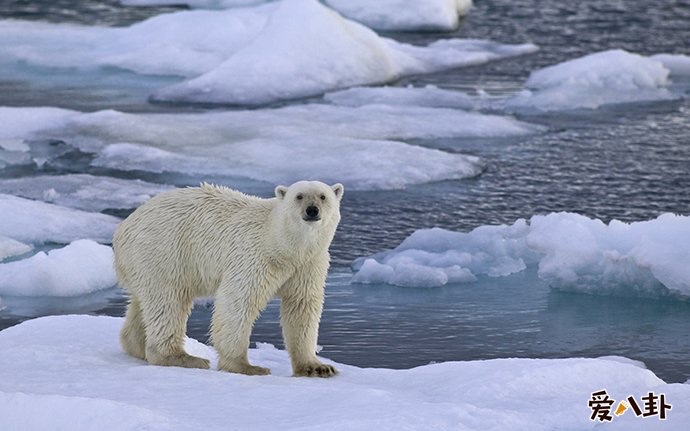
[324,0,473,31]
[152,0,536,105]
[0,240,116,297]
[0,236,32,261]
[0,175,173,212]
[121,0,265,7]
[0,194,120,244]
[353,212,690,298]
[1,314,689,431]
[505,50,678,111]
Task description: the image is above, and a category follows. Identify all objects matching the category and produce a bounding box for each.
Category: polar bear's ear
[331,183,344,200]
[275,185,288,199]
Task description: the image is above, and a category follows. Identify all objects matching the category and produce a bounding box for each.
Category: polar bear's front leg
[211,275,273,376]
[279,267,337,378]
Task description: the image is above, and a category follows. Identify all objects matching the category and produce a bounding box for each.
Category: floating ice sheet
[505,50,684,111]
[0,236,32,261]
[0,194,120,245]
[0,240,116,297]
[0,175,173,212]
[325,85,479,109]
[353,212,690,298]
[1,315,688,431]
[0,104,539,190]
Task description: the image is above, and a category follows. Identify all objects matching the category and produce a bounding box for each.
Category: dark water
[0,0,689,382]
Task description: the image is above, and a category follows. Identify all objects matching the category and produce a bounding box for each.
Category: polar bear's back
[113,184,272,296]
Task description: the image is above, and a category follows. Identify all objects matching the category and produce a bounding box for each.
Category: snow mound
[353,212,690,298]
[1,315,688,431]
[152,0,536,105]
[0,175,173,212]
[325,0,473,31]
[505,50,679,111]
[0,194,120,245]
[0,240,116,297]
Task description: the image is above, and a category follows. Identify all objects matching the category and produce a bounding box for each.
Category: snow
[0,104,538,190]
[121,0,265,7]
[505,50,679,111]
[1,314,688,431]
[0,175,173,212]
[353,212,690,298]
[0,194,120,245]
[0,240,116,297]
[324,0,473,31]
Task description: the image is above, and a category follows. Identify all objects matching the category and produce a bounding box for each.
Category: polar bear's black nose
[305,205,320,220]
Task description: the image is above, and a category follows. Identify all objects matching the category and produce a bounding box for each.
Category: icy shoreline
[0,315,687,431]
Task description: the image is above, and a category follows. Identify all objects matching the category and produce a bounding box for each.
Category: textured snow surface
[0,315,688,431]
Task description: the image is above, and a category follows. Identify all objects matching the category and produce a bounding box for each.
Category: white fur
[113,181,343,377]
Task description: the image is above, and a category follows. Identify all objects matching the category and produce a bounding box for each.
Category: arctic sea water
[0,0,689,384]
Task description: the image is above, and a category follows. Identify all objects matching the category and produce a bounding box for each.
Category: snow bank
[1,315,688,431]
[3,104,538,190]
[0,240,116,297]
[0,194,119,244]
[0,175,173,212]
[324,0,473,31]
[505,50,680,111]
[353,212,690,298]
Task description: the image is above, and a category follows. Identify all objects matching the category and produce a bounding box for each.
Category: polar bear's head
[274,181,344,233]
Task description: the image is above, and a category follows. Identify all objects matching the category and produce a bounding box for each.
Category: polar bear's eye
[296,194,303,200]
[320,194,326,201]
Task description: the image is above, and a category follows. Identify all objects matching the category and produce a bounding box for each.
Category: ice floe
[153,0,534,105]
[353,212,690,298]
[0,104,539,190]
[0,240,115,297]
[0,0,536,105]
[505,50,684,111]
[0,314,688,431]
[325,84,479,109]
[0,174,173,212]
[0,194,119,245]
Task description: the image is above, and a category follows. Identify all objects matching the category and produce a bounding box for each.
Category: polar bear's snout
[304,205,321,221]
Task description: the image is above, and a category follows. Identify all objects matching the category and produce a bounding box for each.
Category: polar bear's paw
[294,362,338,378]
[148,351,211,369]
[218,360,271,376]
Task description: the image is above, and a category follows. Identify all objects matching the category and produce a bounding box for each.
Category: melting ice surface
[353,212,690,298]
[0,315,688,431]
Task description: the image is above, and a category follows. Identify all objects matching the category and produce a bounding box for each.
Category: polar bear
[113,181,343,377]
